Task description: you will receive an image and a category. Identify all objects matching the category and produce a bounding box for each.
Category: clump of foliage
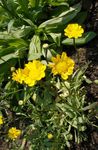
[0,0,97,149]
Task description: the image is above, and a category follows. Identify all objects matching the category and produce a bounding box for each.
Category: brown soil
[69,1,98,149]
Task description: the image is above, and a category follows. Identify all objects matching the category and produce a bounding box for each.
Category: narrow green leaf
[82,102,98,111]
[29,0,40,8]
[17,0,29,12]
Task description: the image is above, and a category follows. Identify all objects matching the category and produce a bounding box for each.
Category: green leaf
[0,58,17,74]
[48,33,61,46]
[50,2,69,7]
[94,80,98,84]
[8,19,14,33]
[82,102,98,111]
[11,26,32,38]
[22,18,37,29]
[73,11,87,24]
[62,32,96,45]
[0,26,32,39]
[28,35,42,60]
[0,31,15,40]
[83,75,92,84]
[29,0,40,8]
[7,0,18,11]
[17,0,29,13]
[38,2,81,32]
[0,39,28,58]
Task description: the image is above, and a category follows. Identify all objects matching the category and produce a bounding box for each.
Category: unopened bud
[43,43,49,49]
[18,100,24,105]
[11,67,15,72]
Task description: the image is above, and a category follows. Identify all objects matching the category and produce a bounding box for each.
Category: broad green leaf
[22,18,37,29]
[38,2,81,32]
[28,35,42,60]
[0,26,32,39]
[0,39,28,58]
[8,19,15,33]
[11,26,32,38]
[73,11,87,24]
[0,58,17,74]
[0,31,15,39]
[0,48,26,64]
[62,32,96,45]
[48,33,61,46]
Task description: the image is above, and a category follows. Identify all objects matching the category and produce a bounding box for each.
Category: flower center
[56,61,67,74]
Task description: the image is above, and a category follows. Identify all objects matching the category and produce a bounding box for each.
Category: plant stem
[73,38,79,65]
[73,38,76,51]
[45,49,48,63]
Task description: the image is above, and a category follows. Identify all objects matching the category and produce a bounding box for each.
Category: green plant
[0,1,97,150]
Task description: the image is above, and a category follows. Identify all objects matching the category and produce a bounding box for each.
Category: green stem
[45,49,48,63]
[23,86,27,104]
[18,58,21,68]
[20,138,27,150]
[73,38,76,51]
[73,38,79,65]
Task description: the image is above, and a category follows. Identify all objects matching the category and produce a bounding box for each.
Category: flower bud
[42,43,49,49]
[18,100,24,106]
[11,67,15,72]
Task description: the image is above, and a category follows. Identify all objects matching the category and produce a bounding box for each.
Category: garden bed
[0,0,98,150]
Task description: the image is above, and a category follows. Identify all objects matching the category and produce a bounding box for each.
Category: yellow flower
[24,60,46,86]
[47,133,53,139]
[8,127,21,140]
[64,23,84,38]
[49,52,75,80]
[12,60,46,87]
[12,68,24,84]
[0,116,3,125]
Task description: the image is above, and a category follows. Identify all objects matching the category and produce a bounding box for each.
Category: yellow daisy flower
[24,60,46,86]
[12,60,46,87]
[64,23,84,39]
[47,133,53,139]
[8,127,21,140]
[12,68,24,84]
[49,52,75,80]
[0,116,4,125]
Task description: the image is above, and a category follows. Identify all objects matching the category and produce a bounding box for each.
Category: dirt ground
[69,1,98,149]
